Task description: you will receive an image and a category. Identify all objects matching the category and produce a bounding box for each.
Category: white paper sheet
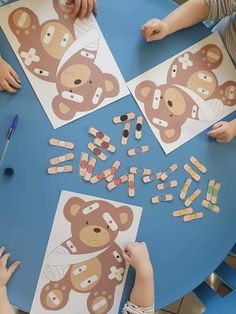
[30,190,142,314]
[0,0,129,128]
[127,33,236,154]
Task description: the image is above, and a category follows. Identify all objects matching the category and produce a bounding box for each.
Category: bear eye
[89,80,92,84]
[106,225,110,229]
[86,221,89,225]
[69,89,72,93]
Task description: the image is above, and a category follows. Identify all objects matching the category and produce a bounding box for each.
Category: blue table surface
[0,0,236,312]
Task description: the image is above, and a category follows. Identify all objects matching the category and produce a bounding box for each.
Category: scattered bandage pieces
[211,182,221,204]
[113,112,145,142]
[79,152,89,177]
[84,157,97,181]
[135,116,143,140]
[184,188,201,207]
[113,112,135,124]
[89,127,111,143]
[157,180,178,190]
[183,163,201,181]
[190,156,207,173]
[88,127,116,160]
[128,174,135,197]
[121,122,131,145]
[179,178,193,200]
[48,138,75,174]
[127,145,150,156]
[143,172,162,183]
[173,207,193,217]
[106,160,121,182]
[107,174,128,191]
[49,138,74,150]
[201,200,220,213]
[94,138,116,153]
[206,179,215,201]
[161,163,178,181]
[88,143,108,161]
[130,167,152,175]
[90,161,120,184]
[50,153,74,165]
[48,165,73,175]
[201,179,221,213]
[206,180,221,205]
[151,194,173,204]
[183,212,204,222]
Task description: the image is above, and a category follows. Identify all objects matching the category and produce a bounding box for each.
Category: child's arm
[122,242,154,311]
[208,119,236,143]
[66,0,97,18]
[141,0,210,41]
[0,57,21,93]
[0,247,20,314]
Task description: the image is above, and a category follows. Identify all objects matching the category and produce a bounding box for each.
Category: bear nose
[167,100,173,107]
[93,227,101,233]
[74,79,81,85]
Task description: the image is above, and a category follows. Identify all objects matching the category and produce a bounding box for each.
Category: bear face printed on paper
[62,197,133,252]
[52,47,120,120]
[167,44,236,106]
[40,197,133,313]
[135,81,201,143]
[135,44,236,143]
[8,0,75,82]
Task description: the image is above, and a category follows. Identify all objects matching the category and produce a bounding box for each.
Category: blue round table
[0,0,235,311]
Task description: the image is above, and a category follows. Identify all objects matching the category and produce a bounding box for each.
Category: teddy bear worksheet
[128,33,236,154]
[0,0,129,129]
[29,190,142,314]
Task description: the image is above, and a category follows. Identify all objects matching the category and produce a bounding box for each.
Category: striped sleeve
[122,301,155,314]
[204,0,236,21]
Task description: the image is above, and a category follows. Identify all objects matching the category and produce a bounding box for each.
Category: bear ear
[215,80,236,107]
[159,127,181,143]
[52,95,77,121]
[117,206,134,231]
[103,73,120,98]
[197,44,223,69]
[64,197,86,222]
[135,80,156,104]
[8,8,39,41]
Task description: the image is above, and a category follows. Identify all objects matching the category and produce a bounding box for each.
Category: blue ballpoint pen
[0,115,18,168]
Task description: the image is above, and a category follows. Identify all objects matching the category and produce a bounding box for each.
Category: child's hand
[141,18,169,41]
[67,0,97,18]
[0,247,20,288]
[122,242,153,275]
[208,120,236,143]
[0,58,21,93]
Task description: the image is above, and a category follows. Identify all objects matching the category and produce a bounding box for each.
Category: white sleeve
[122,301,154,314]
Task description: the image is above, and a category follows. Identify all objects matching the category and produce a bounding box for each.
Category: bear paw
[87,289,114,314]
[40,281,69,310]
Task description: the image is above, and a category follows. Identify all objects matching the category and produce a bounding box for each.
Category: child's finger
[208,127,224,138]
[7,75,21,89]
[0,253,11,267]
[73,0,81,16]
[8,261,20,276]
[122,251,131,263]
[9,68,21,84]
[212,121,225,130]
[0,246,5,258]
[86,0,93,17]
[1,80,18,93]
[141,241,147,248]
[80,0,88,17]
